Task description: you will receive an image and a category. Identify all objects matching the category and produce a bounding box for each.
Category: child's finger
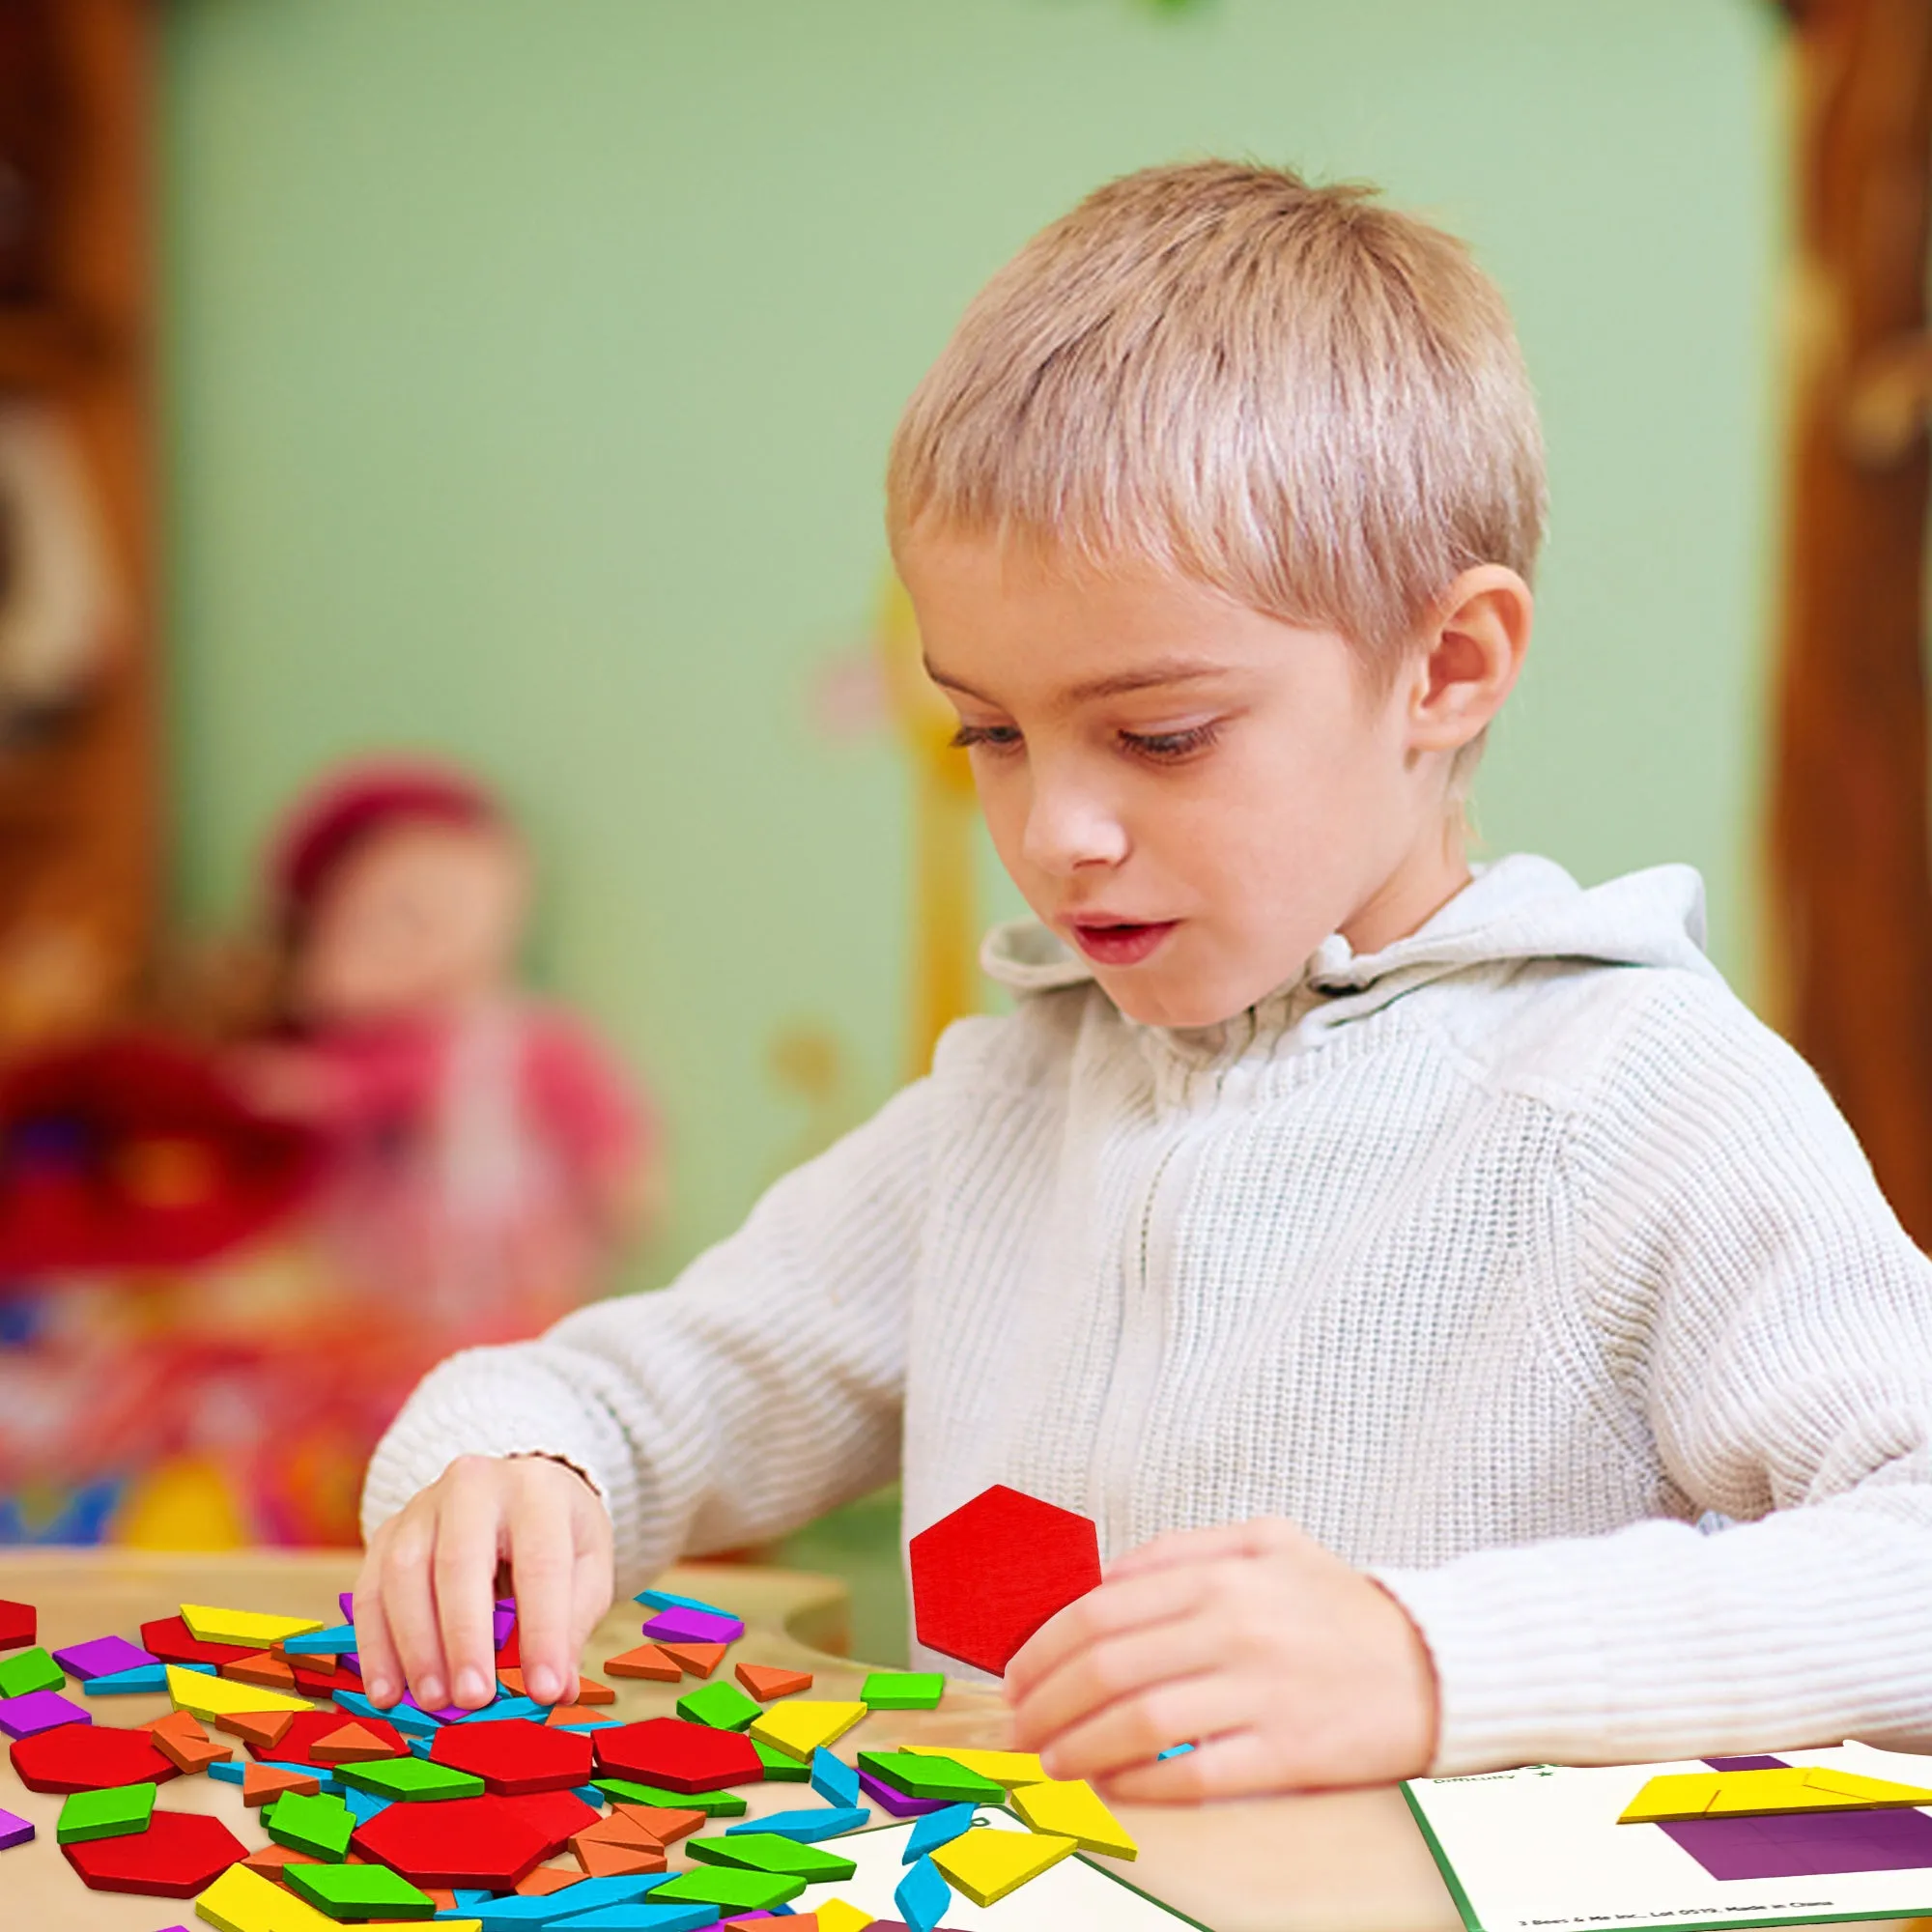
[1098,1725,1269,1804]
[1035,1666,1252,1785]
[349,1548,405,1708]
[1104,1517,1297,1581]
[1008,1609,1228,1753]
[380,1512,451,1710]
[1004,1560,1207,1703]
[507,1487,579,1705]
[567,1538,613,1659]
[433,1472,508,1710]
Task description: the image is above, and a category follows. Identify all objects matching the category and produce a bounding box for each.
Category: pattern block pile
[0,1483,1124,1927]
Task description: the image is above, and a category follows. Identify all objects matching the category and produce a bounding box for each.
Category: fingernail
[456,1668,488,1706]
[419,1677,444,1707]
[367,1678,393,1706]
[527,1667,559,1703]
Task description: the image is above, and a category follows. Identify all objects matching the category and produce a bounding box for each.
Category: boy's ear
[1406,565,1532,752]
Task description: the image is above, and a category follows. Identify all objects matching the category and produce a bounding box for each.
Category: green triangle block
[688,1831,857,1882]
[859,1672,944,1711]
[335,1754,484,1803]
[284,1859,437,1919]
[56,1781,155,1844]
[0,1646,64,1700]
[651,1865,807,1911]
[675,1679,761,1732]
[264,1788,355,1861]
[856,1748,1005,1804]
[753,1739,810,1781]
[591,1776,748,1815]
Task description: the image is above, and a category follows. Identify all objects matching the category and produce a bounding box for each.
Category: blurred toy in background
[0,758,656,1551]
[238,758,656,1330]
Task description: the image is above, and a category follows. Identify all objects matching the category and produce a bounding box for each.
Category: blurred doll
[237,761,654,1334]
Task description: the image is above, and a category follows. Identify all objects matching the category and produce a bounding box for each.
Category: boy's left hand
[1004,1516,1438,1801]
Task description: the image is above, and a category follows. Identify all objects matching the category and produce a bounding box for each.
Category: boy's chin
[1097,963,1269,1032]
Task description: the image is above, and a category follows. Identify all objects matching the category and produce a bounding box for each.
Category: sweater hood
[980,855,1721,1024]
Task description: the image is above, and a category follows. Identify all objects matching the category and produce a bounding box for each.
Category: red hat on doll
[270,760,504,927]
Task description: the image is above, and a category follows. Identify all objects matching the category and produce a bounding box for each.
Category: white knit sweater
[362,855,1932,1776]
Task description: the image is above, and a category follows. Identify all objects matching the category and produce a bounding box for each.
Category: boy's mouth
[1067,919,1179,967]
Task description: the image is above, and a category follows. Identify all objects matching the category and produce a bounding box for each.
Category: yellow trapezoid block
[181,1603,325,1648]
[167,1663,313,1720]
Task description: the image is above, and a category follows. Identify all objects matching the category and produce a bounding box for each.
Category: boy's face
[898,531,1477,1030]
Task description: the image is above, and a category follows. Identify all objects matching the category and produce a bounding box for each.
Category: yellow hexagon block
[747,1697,868,1761]
[933,1826,1078,1905]
[181,1604,326,1648]
[904,1745,1046,1787]
[167,1663,313,1719]
[1009,1777,1137,1859]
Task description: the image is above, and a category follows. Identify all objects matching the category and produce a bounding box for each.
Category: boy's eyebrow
[923,655,1236,705]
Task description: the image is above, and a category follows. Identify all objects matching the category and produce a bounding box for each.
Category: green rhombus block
[264,1788,355,1861]
[56,1781,154,1844]
[675,1679,762,1732]
[284,1859,436,1919]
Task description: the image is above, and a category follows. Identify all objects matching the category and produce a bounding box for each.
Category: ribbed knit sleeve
[1376,977,1932,1774]
[359,1073,931,1592]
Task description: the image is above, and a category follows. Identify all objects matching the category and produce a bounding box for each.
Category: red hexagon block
[429,1716,593,1794]
[352,1790,591,1889]
[909,1483,1101,1675]
[63,1808,247,1897]
[11,1721,183,1793]
[252,1708,407,1766]
[593,1716,761,1793]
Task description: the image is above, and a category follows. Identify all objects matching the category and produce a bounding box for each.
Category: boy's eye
[949,723,1023,753]
[1120,722,1223,761]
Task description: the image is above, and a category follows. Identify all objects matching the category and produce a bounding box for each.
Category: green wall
[162,0,1783,1290]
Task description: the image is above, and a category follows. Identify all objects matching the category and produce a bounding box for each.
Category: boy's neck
[1338,821,1473,958]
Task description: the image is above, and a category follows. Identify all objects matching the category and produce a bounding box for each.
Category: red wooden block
[62,1808,246,1897]
[734,1663,813,1701]
[288,1658,360,1697]
[516,1787,602,1852]
[0,1599,33,1651]
[655,1641,726,1679]
[256,1709,406,1767]
[10,1721,183,1793]
[497,1625,521,1669]
[139,1615,254,1669]
[908,1484,1101,1675]
[351,1792,570,1889]
[430,1717,593,1795]
[592,1716,762,1794]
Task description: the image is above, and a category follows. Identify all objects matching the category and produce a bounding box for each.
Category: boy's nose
[1021,776,1129,876]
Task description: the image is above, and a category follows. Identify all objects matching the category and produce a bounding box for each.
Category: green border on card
[1399,1778,1932,1932]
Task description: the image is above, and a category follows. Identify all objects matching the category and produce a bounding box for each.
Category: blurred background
[3,0,1925,1665]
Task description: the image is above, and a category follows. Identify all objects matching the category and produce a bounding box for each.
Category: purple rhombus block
[0,1689,91,1738]
[640,1605,744,1646]
[51,1634,157,1681]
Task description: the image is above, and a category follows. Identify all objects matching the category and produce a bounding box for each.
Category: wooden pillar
[1766,0,1932,1243]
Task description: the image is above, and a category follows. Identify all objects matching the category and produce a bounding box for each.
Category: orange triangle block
[734,1663,814,1701]
[213,1709,296,1751]
[150,1708,232,1773]
[604,1644,682,1683]
[546,1703,615,1729]
[611,1804,705,1847]
[223,1651,298,1690]
[573,1833,667,1877]
[516,1867,589,1897]
[498,1667,616,1705]
[243,1762,321,1806]
[656,1641,726,1679]
[242,1843,320,1884]
[309,1720,397,1764]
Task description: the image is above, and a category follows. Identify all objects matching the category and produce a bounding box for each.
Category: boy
[354,161,1932,1797]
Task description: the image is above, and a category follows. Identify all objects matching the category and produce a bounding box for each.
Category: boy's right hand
[352,1454,614,1714]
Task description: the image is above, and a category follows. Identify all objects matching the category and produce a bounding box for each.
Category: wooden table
[0,1547,1464,1932]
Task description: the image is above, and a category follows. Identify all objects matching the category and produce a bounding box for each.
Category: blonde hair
[887,160,1547,693]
